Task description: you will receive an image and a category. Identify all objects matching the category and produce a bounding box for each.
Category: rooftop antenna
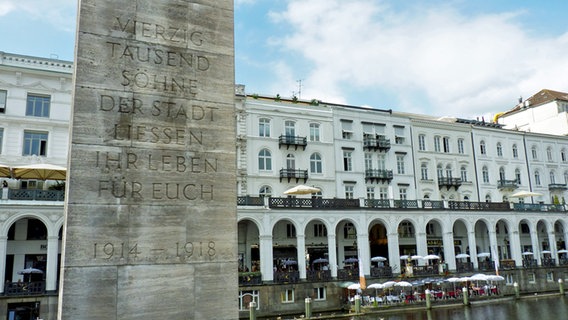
[296,79,303,99]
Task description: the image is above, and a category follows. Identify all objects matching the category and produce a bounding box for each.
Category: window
[485,194,492,202]
[420,163,428,180]
[547,272,554,282]
[512,144,518,158]
[531,146,538,160]
[515,169,521,184]
[286,223,296,238]
[344,222,356,239]
[239,290,260,311]
[259,118,270,137]
[457,138,465,154]
[259,185,272,197]
[313,287,326,300]
[445,165,452,178]
[258,149,272,171]
[562,149,567,162]
[313,224,327,237]
[499,167,506,181]
[378,187,388,199]
[286,154,295,170]
[564,171,568,184]
[396,154,405,174]
[418,134,426,151]
[366,186,375,199]
[547,147,553,162]
[343,150,353,171]
[23,131,48,156]
[443,137,450,153]
[284,120,295,137]
[0,89,6,113]
[434,136,441,152]
[535,171,541,186]
[377,155,386,170]
[436,164,443,179]
[528,273,536,283]
[26,94,50,117]
[309,123,320,142]
[550,171,556,184]
[482,166,489,183]
[310,153,322,173]
[341,120,353,139]
[399,187,407,200]
[364,153,373,171]
[394,126,405,144]
[344,185,354,199]
[281,289,294,303]
[480,141,486,155]
[0,128,3,154]
[497,143,503,157]
[460,166,467,182]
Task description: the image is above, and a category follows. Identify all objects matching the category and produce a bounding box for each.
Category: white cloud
[1,0,76,32]
[270,0,568,118]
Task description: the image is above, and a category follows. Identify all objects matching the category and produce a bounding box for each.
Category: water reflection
[361,295,568,320]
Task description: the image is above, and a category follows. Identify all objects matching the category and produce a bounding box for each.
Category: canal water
[360,295,568,320]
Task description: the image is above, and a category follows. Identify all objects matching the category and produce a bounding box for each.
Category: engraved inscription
[93,241,216,262]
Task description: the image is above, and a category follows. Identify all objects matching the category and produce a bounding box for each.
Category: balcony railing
[478,260,495,272]
[363,135,391,151]
[499,259,516,270]
[269,197,360,209]
[522,259,538,268]
[549,183,567,190]
[273,270,300,283]
[393,200,419,209]
[237,196,264,206]
[448,201,510,211]
[337,268,359,280]
[278,135,307,150]
[413,265,439,276]
[365,199,390,209]
[238,272,262,286]
[438,177,462,190]
[541,258,556,267]
[279,168,308,183]
[7,189,65,201]
[456,262,474,273]
[365,169,393,183]
[4,281,45,296]
[306,270,332,282]
[370,266,393,278]
[513,203,567,212]
[498,179,518,190]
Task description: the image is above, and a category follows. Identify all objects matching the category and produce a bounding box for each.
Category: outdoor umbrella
[541,250,551,254]
[509,190,543,198]
[558,249,568,254]
[0,163,10,178]
[12,163,66,180]
[522,251,534,256]
[382,281,397,288]
[423,254,440,260]
[347,283,361,290]
[313,258,328,264]
[477,252,491,258]
[344,257,359,264]
[371,256,387,262]
[455,253,470,259]
[411,255,423,260]
[395,281,413,287]
[283,259,297,266]
[399,255,409,260]
[17,267,43,275]
[283,185,320,195]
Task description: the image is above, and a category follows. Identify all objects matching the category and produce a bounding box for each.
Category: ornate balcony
[237,196,264,206]
[363,135,391,152]
[238,272,262,286]
[306,270,332,282]
[456,262,474,273]
[448,201,510,211]
[370,266,393,278]
[269,197,359,209]
[273,270,300,283]
[4,281,45,296]
[498,179,518,190]
[279,168,308,183]
[7,189,65,201]
[549,183,567,190]
[438,177,462,190]
[337,268,359,280]
[365,169,393,183]
[278,135,307,150]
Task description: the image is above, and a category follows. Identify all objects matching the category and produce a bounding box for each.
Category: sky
[1,0,568,119]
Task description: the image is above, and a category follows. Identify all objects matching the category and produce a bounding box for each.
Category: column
[510,230,522,266]
[46,235,59,292]
[259,235,273,282]
[387,232,400,274]
[327,234,338,278]
[488,230,499,271]
[548,231,558,266]
[0,236,6,293]
[357,232,370,276]
[530,230,541,265]
[442,231,456,271]
[416,232,428,265]
[467,231,478,269]
[296,234,306,279]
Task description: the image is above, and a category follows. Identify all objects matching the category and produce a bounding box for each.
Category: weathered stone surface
[60,1,237,319]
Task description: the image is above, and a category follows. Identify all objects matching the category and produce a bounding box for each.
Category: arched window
[534,170,541,186]
[421,163,429,180]
[485,194,492,202]
[496,142,503,157]
[499,167,506,181]
[547,147,553,162]
[258,149,272,171]
[285,120,296,136]
[259,185,272,197]
[418,134,426,151]
[457,138,465,154]
[434,136,441,152]
[480,140,486,155]
[562,149,567,162]
[445,164,452,178]
[515,168,521,184]
[286,153,295,170]
[550,171,556,184]
[259,118,271,137]
[460,166,467,182]
[310,153,322,173]
[512,144,518,158]
[482,166,490,183]
[437,164,443,178]
[531,146,538,160]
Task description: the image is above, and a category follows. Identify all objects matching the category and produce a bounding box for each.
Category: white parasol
[12,163,67,180]
[0,163,10,178]
[371,256,387,262]
[283,185,321,195]
[455,253,470,259]
[509,190,543,198]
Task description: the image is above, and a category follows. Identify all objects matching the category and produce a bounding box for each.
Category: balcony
[365,199,390,209]
[269,197,359,209]
[549,183,567,191]
[370,266,393,278]
[456,262,474,273]
[237,196,264,206]
[4,281,45,296]
[365,169,393,183]
[337,268,359,280]
[7,189,65,201]
[306,270,332,282]
[278,135,307,150]
[238,272,262,286]
[448,201,510,211]
[513,203,567,212]
[363,135,391,152]
[522,259,538,268]
[438,177,462,190]
[279,168,308,183]
[498,179,518,190]
[273,270,300,283]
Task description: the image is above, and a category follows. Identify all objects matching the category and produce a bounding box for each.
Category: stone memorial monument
[59,1,237,319]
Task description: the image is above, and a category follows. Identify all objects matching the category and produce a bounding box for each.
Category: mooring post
[514,282,520,299]
[462,286,469,305]
[249,301,256,320]
[305,297,312,319]
[354,294,361,313]
[559,279,564,295]
[425,289,432,310]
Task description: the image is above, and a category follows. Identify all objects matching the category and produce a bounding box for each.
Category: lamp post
[513,282,520,299]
